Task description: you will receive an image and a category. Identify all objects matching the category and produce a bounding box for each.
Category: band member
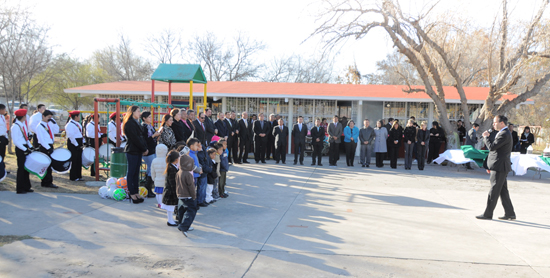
[238,111,252,164]
[65,111,84,181]
[29,104,46,148]
[0,104,8,160]
[86,114,104,177]
[12,109,33,194]
[273,119,289,164]
[310,118,325,166]
[36,110,59,188]
[108,112,126,146]
[253,113,269,163]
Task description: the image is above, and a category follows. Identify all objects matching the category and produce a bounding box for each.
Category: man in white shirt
[0,104,8,160]
[29,104,46,148]
[19,104,31,125]
[85,116,104,177]
[12,109,33,194]
[35,110,59,188]
[65,111,84,181]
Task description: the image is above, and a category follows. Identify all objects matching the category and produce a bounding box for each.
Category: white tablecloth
[434,149,475,165]
[511,153,550,176]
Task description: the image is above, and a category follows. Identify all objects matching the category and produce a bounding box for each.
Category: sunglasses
[200,117,205,119]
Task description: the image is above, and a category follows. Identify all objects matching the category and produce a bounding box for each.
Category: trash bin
[110,147,127,178]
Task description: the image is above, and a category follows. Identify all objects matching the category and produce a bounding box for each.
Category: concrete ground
[1,156,550,278]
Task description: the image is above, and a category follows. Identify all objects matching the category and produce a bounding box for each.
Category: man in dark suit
[224,111,239,163]
[266,114,276,160]
[292,116,308,165]
[215,112,228,141]
[181,109,194,142]
[238,111,251,164]
[253,113,269,163]
[476,115,516,221]
[193,112,207,146]
[273,119,288,164]
[328,115,343,167]
[310,118,325,166]
[204,108,217,144]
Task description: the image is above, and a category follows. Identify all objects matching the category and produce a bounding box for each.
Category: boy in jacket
[219,139,230,198]
[176,155,197,237]
[197,142,212,207]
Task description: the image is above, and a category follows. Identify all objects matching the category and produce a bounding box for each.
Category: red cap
[69,110,80,116]
[109,112,117,119]
[14,109,27,117]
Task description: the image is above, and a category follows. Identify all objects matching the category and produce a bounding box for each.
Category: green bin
[110,147,127,178]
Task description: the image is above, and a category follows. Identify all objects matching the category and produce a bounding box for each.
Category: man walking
[328,115,343,167]
[253,113,269,163]
[359,119,375,167]
[476,115,516,221]
[238,111,251,164]
[292,116,308,165]
[310,118,325,166]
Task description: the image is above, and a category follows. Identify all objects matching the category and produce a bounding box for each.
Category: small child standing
[176,154,198,237]
[218,139,229,198]
[205,148,219,204]
[162,150,181,226]
[211,143,223,201]
[197,142,212,207]
[150,144,168,207]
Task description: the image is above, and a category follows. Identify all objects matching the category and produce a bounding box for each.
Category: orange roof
[64,81,521,104]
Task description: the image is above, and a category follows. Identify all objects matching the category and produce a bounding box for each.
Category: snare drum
[51,148,72,174]
[82,147,95,168]
[99,143,114,161]
[25,152,52,180]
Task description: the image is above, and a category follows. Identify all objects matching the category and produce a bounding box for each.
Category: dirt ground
[0,151,109,195]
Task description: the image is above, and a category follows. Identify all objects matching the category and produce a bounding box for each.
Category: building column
[222,97,227,113]
[428,103,434,125]
[356,101,363,157]
[287,98,293,154]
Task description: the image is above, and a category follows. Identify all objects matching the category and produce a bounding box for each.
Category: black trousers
[375,152,385,167]
[274,145,287,163]
[294,140,305,163]
[227,135,238,163]
[266,135,274,159]
[345,141,357,166]
[428,140,441,163]
[329,142,339,165]
[417,145,426,170]
[68,138,83,181]
[87,138,101,176]
[312,143,323,165]
[389,146,399,169]
[254,138,267,162]
[0,136,8,159]
[483,171,515,218]
[16,148,31,193]
[39,145,53,186]
[32,135,39,149]
[238,138,250,162]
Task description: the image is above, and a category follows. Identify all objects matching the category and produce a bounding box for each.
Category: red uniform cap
[110,112,121,119]
[69,110,80,116]
[14,109,27,117]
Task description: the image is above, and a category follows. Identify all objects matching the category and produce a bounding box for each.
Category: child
[150,144,168,208]
[218,139,229,198]
[176,154,198,237]
[197,142,212,207]
[162,150,180,226]
[211,143,223,201]
[205,148,219,203]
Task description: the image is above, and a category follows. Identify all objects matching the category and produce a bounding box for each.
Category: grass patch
[0,235,34,247]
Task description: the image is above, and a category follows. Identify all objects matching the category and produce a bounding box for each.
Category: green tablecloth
[461,145,489,167]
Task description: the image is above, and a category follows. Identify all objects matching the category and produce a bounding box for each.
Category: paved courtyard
[1,160,549,277]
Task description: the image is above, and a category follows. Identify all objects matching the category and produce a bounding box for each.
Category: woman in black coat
[520,126,535,154]
[123,106,148,203]
[388,121,402,169]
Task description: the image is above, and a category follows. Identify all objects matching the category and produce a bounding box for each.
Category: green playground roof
[151,64,207,84]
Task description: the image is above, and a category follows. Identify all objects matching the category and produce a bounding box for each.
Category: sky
[10,0,548,78]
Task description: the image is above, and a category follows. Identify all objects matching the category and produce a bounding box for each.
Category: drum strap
[41,123,53,140]
[72,121,82,133]
[15,123,29,141]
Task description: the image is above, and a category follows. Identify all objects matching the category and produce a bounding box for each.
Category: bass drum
[51,148,72,174]
[82,147,95,168]
[99,143,115,161]
[25,152,52,180]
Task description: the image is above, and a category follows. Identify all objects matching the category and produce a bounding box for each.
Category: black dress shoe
[293,162,297,165]
[275,161,279,164]
[475,215,492,220]
[366,165,369,167]
[282,162,286,164]
[243,161,250,164]
[26,189,34,193]
[318,164,323,166]
[42,184,59,188]
[498,215,516,220]
[311,163,316,166]
[167,222,178,227]
[261,161,266,164]
[300,162,304,165]
[198,202,209,207]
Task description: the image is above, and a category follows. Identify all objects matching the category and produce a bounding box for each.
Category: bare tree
[312,0,550,149]
[364,50,421,85]
[261,54,335,83]
[93,34,153,81]
[145,28,183,64]
[188,31,265,81]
